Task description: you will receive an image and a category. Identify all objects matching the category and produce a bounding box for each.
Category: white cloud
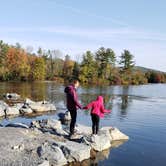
[1,26,166,42]
[0,26,166,71]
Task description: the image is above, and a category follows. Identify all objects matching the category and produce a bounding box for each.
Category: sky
[0,0,166,71]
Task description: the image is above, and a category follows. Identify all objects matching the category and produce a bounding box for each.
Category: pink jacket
[83,96,111,118]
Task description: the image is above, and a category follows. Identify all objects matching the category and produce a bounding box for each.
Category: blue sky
[0,0,166,71]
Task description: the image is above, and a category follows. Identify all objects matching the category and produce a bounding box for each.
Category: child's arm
[83,102,93,110]
[100,105,111,113]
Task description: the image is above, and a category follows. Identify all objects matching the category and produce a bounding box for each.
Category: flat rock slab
[0,127,66,166]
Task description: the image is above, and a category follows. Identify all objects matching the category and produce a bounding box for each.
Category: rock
[38,160,49,166]
[30,119,62,130]
[0,119,129,165]
[75,124,92,136]
[64,111,71,121]
[82,130,111,152]
[6,123,29,129]
[19,104,33,114]
[101,127,129,141]
[29,102,56,113]
[24,98,35,105]
[5,106,20,116]
[54,128,69,137]
[0,100,8,108]
[0,100,8,117]
[37,142,67,166]
[5,93,20,100]
[11,144,24,151]
[0,108,5,117]
[36,100,49,105]
[58,111,71,121]
[55,140,91,162]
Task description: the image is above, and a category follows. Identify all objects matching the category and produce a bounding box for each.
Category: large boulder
[37,142,67,166]
[82,130,111,152]
[75,124,92,136]
[29,102,56,113]
[30,119,62,131]
[101,127,129,141]
[55,140,91,162]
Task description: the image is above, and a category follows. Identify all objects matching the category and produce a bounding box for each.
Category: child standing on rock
[83,96,111,135]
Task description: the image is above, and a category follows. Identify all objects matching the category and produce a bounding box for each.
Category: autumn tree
[30,56,46,80]
[63,55,75,79]
[5,47,30,80]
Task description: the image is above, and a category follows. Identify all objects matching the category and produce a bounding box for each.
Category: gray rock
[0,119,129,165]
[101,127,129,141]
[15,103,33,114]
[0,108,5,117]
[0,100,8,117]
[20,105,33,114]
[11,144,24,151]
[29,103,56,113]
[5,106,20,116]
[82,130,111,152]
[64,111,71,121]
[24,98,35,105]
[75,124,92,136]
[37,142,67,166]
[5,93,21,100]
[55,140,91,162]
[30,119,62,130]
[38,160,49,166]
[6,123,29,129]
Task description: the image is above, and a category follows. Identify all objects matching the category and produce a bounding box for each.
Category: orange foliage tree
[5,47,30,80]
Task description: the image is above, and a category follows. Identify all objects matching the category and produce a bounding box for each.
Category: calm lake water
[0,81,166,166]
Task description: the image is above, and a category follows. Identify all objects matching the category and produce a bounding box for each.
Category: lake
[0,81,166,166]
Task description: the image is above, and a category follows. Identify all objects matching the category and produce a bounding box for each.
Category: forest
[0,40,166,85]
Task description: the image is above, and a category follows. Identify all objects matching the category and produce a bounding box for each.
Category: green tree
[79,51,97,83]
[72,62,80,78]
[119,50,135,71]
[95,47,116,79]
[0,40,9,80]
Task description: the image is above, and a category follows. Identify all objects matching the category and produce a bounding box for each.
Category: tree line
[0,40,166,85]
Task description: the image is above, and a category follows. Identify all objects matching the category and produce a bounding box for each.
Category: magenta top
[83,96,111,118]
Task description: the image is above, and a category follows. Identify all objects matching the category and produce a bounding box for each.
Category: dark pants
[69,109,77,135]
[91,114,100,134]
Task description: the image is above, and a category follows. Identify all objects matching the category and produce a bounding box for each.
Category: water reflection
[118,86,131,118]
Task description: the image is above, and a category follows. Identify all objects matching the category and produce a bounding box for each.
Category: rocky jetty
[0,96,56,118]
[0,119,129,166]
